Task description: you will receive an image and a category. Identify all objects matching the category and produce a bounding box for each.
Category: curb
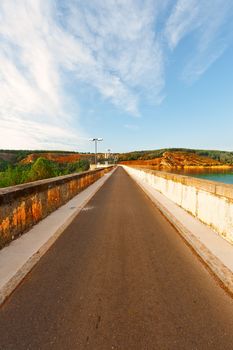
[0,168,116,306]
[126,170,233,296]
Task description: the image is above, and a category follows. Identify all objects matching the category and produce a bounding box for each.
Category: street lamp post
[89,138,103,166]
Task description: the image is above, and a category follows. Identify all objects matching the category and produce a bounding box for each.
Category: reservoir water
[191,172,233,185]
[139,166,233,185]
[145,167,233,185]
[172,169,233,185]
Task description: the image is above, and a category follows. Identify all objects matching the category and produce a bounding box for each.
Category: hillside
[118,148,233,165]
[20,152,94,164]
[0,150,81,168]
[0,152,18,162]
[120,151,230,169]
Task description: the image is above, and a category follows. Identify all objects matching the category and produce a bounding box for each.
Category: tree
[28,158,58,181]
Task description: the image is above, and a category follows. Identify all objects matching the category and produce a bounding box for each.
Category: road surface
[0,167,233,349]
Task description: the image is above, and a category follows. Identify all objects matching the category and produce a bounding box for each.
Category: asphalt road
[1,167,233,350]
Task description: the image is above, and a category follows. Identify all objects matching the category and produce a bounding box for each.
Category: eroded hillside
[121,151,227,169]
[20,152,94,164]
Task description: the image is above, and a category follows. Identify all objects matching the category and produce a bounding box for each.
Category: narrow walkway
[0,167,233,349]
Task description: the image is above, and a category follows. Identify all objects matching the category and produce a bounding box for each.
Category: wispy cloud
[65,0,165,111]
[0,0,85,149]
[0,0,165,149]
[165,0,200,49]
[0,117,86,151]
[165,0,233,81]
[0,0,233,150]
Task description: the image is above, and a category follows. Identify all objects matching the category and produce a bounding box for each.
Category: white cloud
[0,0,80,150]
[165,0,233,81]
[165,0,200,49]
[0,117,87,151]
[65,0,165,110]
[0,0,166,149]
[0,0,233,150]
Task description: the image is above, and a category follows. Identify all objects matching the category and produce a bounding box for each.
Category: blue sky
[0,0,233,153]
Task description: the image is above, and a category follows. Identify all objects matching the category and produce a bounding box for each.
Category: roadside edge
[0,168,116,306]
[123,166,233,296]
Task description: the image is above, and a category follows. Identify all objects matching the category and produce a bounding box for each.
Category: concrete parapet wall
[0,167,114,249]
[123,166,233,244]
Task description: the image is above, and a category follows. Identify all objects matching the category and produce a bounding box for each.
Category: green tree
[27,158,58,181]
[0,159,9,171]
[66,159,90,173]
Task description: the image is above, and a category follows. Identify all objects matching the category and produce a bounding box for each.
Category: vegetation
[118,148,233,164]
[0,149,78,160]
[1,147,232,188]
[0,159,9,172]
[0,157,90,188]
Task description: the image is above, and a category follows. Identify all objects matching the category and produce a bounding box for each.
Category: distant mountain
[118,148,233,165]
[0,149,80,164]
[120,150,233,169]
[1,148,233,168]
[20,152,94,164]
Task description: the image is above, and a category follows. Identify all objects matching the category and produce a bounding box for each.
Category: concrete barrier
[123,166,233,244]
[0,167,114,249]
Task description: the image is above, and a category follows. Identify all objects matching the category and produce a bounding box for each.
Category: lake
[191,172,233,184]
[171,168,233,185]
[144,166,233,185]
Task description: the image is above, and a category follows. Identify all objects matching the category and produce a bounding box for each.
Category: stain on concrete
[0,167,114,249]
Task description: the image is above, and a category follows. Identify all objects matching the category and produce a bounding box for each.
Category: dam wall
[0,167,114,249]
[123,166,233,244]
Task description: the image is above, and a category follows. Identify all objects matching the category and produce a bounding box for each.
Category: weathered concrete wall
[0,167,114,249]
[123,166,233,244]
